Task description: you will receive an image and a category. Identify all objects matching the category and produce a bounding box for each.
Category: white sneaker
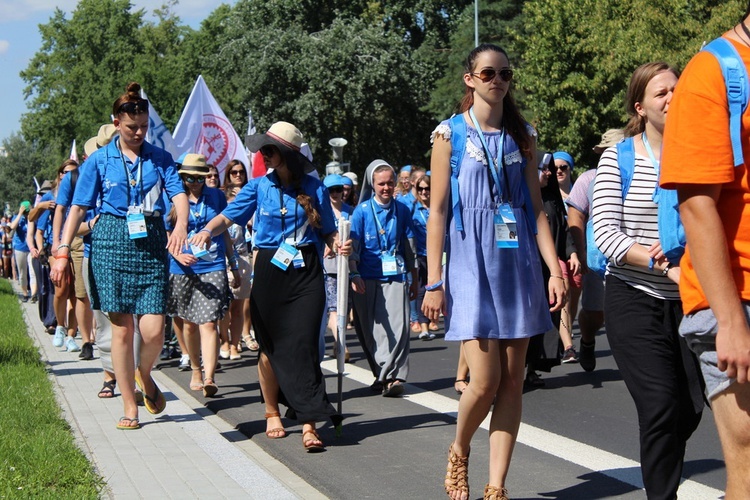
[178,355,191,371]
[419,331,432,341]
[53,326,65,347]
[65,337,80,352]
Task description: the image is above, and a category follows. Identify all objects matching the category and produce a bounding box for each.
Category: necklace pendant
[379,229,386,235]
[130,179,137,187]
[280,207,288,216]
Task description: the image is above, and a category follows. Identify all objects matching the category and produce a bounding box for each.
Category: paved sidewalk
[18,294,325,499]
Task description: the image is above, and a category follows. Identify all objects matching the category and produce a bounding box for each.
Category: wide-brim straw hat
[84,124,117,157]
[245,121,316,174]
[178,153,210,176]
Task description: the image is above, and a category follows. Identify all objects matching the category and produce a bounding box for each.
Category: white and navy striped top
[591,145,679,300]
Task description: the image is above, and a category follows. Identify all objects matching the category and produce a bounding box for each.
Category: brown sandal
[445,443,469,499]
[264,411,286,439]
[483,484,509,500]
[302,429,325,453]
[203,378,218,397]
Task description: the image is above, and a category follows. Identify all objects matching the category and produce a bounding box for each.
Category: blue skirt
[88,213,169,315]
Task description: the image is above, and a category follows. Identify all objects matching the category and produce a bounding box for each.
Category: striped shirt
[591,145,679,300]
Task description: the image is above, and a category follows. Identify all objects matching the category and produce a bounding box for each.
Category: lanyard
[277,187,299,246]
[469,107,509,203]
[418,205,429,225]
[117,139,143,206]
[370,201,395,254]
[641,132,660,176]
[189,195,206,227]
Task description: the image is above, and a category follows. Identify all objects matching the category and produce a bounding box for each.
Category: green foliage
[518,0,744,168]
[0,133,58,208]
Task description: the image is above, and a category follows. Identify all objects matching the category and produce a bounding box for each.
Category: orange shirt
[661,37,750,314]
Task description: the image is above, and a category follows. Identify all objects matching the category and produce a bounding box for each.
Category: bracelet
[550,275,564,280]
[425,279,444,291]
[87,220,93,231]
[349,272,361,279]
[199,228,212,237]
[55,254,69,260]
[648,257,654,270]
[57,243,71,252]
[662,263,673,276]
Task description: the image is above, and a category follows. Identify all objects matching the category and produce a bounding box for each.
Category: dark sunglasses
[183,175,205,184]
[260,146,278,157]
[417,186,430,192]
[229,169,246,176]
[328,186,344,193]
[556,164,569,171]
[206,174,219,179]
[117,99,149,115]
[472,68,514,83]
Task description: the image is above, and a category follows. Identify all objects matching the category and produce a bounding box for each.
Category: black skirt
[251,246,342,426]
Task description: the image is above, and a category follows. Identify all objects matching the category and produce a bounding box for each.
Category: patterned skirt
[167,270,230,324]
[88,213,169,315]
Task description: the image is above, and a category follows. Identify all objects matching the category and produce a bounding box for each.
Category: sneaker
[579,341,596,372]
[53,326,66,347]
[80,342,94,360]
[159,346,170,360]
[561,346,579,364]
[65,337,81,352]
[30,294,38,304]
[178,354,191,371]
[21,295,29,303]
[419,331,432,341]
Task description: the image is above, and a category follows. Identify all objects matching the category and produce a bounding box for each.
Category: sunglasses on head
[328,186,344,194]
[183,175,205,184]
[472,68,514,83]
[117,99,149,115]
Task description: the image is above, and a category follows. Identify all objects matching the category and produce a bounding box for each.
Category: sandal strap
[264,411,280,419]
[455,379,469,383]
[445,444,470,497]
[483,484,509,500]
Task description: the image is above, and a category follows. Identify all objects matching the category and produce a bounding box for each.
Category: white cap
[342,171,358,185]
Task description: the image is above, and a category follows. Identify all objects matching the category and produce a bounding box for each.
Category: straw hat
[178,154,210,176]
[245,121,316,174]
[84,124,117,157]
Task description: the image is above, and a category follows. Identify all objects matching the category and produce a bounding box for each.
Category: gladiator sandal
[444,443,469,498]
[483,484,509,500]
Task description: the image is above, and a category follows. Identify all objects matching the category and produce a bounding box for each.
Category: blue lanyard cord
[117,139,143,207]
[641,132,660,176]
[189,195,206,227]
[469,107,508,203]
[370,201,395,254]
[277,187,299,246]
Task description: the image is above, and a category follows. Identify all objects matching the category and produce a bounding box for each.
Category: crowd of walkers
[6,7,750,498]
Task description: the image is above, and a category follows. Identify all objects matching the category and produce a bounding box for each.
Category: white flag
[173,75,249,179]
[141,89,178,158]
[69,140,78,162]
[247,109,256,137]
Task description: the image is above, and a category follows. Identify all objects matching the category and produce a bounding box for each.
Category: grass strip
[0,280,103,498]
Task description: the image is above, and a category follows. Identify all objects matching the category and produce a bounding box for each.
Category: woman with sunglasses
[191,121,350,452]
[412,174,434,340]
[52,82,189,430]
[553,151,574,202]
[424,44,564,500]
[223,159,248,188]
[165,153,237,397]
[205,164,221,189]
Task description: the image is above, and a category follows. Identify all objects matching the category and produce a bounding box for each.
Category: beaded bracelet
[57,243,71,252]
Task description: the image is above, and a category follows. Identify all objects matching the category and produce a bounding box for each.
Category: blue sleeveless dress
[432,118,552,340]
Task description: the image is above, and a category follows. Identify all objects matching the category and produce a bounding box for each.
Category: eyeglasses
[417,186,430,192]
[117,99,149,115]
[229,169,245,176]
[183,176,205,184]
[329,186,344,193]
[471,68,514,83]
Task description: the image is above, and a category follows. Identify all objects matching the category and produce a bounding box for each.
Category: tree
[518,0,744,169]
[0,133,58,208]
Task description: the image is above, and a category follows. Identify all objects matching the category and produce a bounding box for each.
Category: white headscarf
[359,159,395,203]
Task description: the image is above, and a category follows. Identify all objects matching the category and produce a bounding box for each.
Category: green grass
[0,280,103,498]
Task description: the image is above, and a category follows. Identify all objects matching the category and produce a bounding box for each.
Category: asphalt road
[155,320,725,500]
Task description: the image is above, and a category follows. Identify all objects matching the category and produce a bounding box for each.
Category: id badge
[244,227,252,243]
[381,253,398,276]
[271,242,297,270]
[494,204,519,249]
[292,249,305,269]
[126,205,147,240]
[188,230,209,259]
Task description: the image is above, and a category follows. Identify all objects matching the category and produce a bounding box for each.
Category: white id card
[292,249,305,268]
[271,242,297,271]
[494,204,519,249]
[381,254,398,276]
[187,230,209,259]
[126,206,147,239]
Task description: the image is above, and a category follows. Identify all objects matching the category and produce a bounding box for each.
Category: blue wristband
[648,257,654,270]
[425,279,443,291]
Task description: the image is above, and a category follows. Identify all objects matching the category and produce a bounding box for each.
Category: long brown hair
[623,62,679,138]
[223,159,247,187]
[458,44,532,160]
[283,155,321,229]
[53,159,79,189]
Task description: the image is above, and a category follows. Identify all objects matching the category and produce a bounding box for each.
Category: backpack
[448,114,536,234]
[587,139,635,277]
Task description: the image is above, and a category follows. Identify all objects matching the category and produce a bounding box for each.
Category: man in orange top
[661,6,750,498]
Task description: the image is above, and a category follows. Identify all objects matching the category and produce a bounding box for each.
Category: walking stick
[335,218,351,431]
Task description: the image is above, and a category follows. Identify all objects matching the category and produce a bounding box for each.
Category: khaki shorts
[71,237,86,299]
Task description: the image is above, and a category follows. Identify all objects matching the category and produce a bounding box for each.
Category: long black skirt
[251,246,342,426]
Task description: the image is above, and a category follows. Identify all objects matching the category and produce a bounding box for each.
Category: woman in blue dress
[423,44,565,500]
[52,82,189,430]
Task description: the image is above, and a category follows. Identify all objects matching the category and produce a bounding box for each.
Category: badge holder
[494,204,519,249]
[381,253,398,276]
[126,205,148,240]
[292,249,305,269]
[271,242,297,271]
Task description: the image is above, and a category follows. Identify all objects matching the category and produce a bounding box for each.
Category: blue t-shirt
[411,203,429,257]
[396,191,417,211]
[72,138,183,216]
[12,216,29,252]
[222,172,336,250]
[350,198,414,281]
[35,191,56,246]
[165,187,228,275]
